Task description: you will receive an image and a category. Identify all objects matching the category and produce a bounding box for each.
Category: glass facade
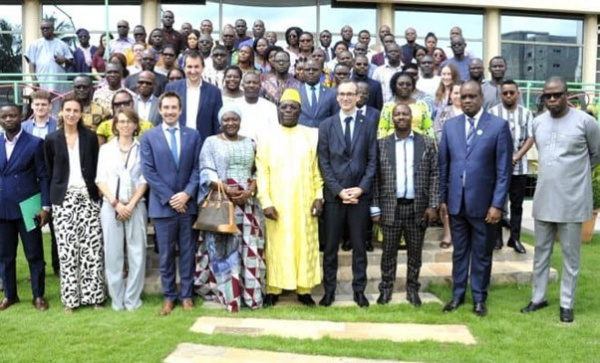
[501,13,584,82]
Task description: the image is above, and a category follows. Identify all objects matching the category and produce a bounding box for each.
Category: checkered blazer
[372,133,440,226]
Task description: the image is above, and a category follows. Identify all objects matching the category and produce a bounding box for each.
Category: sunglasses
[542,92,565,100]
[502,91,517,96]
[113,101,133,107]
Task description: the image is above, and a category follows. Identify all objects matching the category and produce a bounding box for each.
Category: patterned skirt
[53,189,105,309]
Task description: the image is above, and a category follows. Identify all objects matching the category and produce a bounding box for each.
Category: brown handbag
[193,182,239,234]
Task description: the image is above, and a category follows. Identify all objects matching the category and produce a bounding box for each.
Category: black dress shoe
[341,239,352,251]
[297,294,316,307]
[318,293,335,307]
[473,302,487,317]
[366,240,375,252]
[263,293,279,307]
[494,236,503,250]
[507,239,526,254]
[354,292,370,308]
[500,218,511,229]
[0,297,20,311]
[560,307,574,323]
[406,291,422,307]
[520,300,549,313]
[376,290,392,305]
[442,298,464,313]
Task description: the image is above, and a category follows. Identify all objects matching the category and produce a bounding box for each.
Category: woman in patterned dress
[194,104,266,312]
[44,94,105,313]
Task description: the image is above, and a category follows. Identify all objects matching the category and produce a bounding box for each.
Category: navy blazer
[439,111,513,218]
[318,112,378,202]
[140,125,201,218]
[297,83,339,128]
[125,71,167,97]
[72,46,98,73]
[135,96,162,126]
[361,106,381,126]
[352,75,384,111]
[165,80,222,144]
[21,117,58,136]
[0,131,50,220]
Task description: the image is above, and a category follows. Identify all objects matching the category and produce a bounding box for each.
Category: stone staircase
[144,226,557,295]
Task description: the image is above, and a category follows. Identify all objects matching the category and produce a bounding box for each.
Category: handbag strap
[115,142,139,201]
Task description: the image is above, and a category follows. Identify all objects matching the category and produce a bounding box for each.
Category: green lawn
[1,234,599,363]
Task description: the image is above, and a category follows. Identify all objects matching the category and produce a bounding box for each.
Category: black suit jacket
[317,112,378,202]
[125,71,167,97]
[352,75,384,111]
[44,124,100,205]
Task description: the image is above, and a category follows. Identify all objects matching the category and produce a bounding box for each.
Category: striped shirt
[488,104,533,175]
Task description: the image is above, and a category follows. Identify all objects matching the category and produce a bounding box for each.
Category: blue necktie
[311,86,318,115]
[344,116,352,154]
[168,127,179,166]
[466,117,475,153]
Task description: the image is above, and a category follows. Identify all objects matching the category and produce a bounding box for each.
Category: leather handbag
[193,182,239,234]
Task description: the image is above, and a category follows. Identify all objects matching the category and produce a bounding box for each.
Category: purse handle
[204,180,227,204]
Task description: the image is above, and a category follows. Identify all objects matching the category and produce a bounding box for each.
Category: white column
[484,8,501,77]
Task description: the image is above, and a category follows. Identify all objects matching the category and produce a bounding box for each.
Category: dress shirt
[305,82,320,107]
[161,121,182,157]
[4,129,22,160]
[339,110,357,140]
[67,138,86,189]
[136,94,154,121]
[372,63,404,103]
[395,132,415,199]
[31,118,51,139]
[186,82,202,131]
[110,37,135,55]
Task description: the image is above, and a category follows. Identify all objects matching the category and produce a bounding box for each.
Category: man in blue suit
[297,59,338,128]
[439,80,512,317]
[0,104,50,311]
[140,91,201,316]
[165,50,222,145]
[318,80,378,308]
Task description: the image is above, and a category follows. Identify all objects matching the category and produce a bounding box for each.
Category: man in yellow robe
[256,89,324,307]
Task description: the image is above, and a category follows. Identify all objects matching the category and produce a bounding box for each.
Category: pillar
[483,7,501,76]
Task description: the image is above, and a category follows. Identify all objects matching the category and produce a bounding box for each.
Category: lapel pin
[477,130,483,136]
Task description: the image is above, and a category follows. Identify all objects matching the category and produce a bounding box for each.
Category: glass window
[394,7,484,59]
[0,5,22,74]
[319,2,377,45]
[501,13,584,82]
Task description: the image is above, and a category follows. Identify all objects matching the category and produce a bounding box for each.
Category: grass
[1,233,600,362]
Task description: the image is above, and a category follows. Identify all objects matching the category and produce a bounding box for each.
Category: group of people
[0,13,598,324]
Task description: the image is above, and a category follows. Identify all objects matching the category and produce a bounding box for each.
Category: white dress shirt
[186,82,202,130]
[161,121,182,156]
[339,110,357,140]
[4,129,22,160]
[395,132,415,199]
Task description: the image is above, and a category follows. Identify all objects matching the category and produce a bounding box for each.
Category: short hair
[167,68,185,80]
[390,71,416,96]
[112,107,140,137]
[224,65,242,78]
[212,45,227,54]
[462,79,483,96]
[356,80,371,92]
[162,44,177,53]
[402,63,419,72]
[332,41,349,53]
[358,29,370,37]
[158,91,182,109]
[320,29,331,36]
[0,103,20,112]
[334,63,350,73]
[545,76,568,92]
[489,55,507,66]
[501,79,519,89]
[183,50,205,67]
[30,90,52,102]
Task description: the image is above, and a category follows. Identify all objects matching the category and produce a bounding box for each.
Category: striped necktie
[466,117,475,153]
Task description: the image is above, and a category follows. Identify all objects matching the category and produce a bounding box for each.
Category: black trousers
[508,175,528,241]
[322,199,369,294]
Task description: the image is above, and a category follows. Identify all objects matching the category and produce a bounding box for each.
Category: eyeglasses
[116,119,135,124]
[113,101,133,107]
[542,92,565,100]
[169,76,183,81]
[502,91,517,96]
[338,92,356,98]
[40,27,52,30]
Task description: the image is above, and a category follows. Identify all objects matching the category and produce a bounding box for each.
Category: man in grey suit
[297,59,338,128]
[371,103,439,307]
[134,71,161,126]
[521,76,600,323]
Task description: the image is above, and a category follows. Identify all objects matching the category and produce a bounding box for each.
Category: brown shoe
[33,297,49,311]
[0,297,20,311]
[181,298,195,311]
[159,299,175,316]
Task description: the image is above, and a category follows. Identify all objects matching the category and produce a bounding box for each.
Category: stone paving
[164,343,413,363]
[189,317,477,345]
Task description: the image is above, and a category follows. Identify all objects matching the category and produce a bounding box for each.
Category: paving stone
[164,343,411,363]
[190,317,476,345]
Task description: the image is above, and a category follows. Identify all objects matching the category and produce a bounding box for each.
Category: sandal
[439,241,452,249]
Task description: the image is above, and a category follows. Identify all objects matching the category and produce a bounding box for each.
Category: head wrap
[218,104,243,123]
[280,88,301,104]
[75,28,89,37]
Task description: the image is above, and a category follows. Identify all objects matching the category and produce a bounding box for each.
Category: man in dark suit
[134,71,161,126]
[125,49,167,97]
[297,59,338,128]
[0,104,50,311]
[318,80,377,308]
[371,103,439,307]
[352,55,383,111]
[165,50,222,146]
[356,82,380,125]
[439,80,512,317]
[140,91,201,316]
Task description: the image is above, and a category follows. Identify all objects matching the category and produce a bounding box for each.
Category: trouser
[508,175,528,241]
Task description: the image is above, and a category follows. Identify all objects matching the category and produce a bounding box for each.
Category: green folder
[19,192,41,232]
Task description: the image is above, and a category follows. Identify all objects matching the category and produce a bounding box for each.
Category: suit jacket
[135,96,161,126]
[318,112,378,202]
[352,75,384,110]
[371,52,385,67]
[140,125,201,218]
[21,117,58,136]
[165,80,222,144]
[439,111,512,218]
[125,71,167,97]
[359,106,380,126]
[72,46,98,73]
[297,83,339,128]
[372,133,439,225]
[44,125,100,205]
[0,131,50,220]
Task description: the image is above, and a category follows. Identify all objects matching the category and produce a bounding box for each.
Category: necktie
[466,117,475,153]
[356,109,363,119]
[168,127,179,166]
[344,116,352,154]
[311,86,318,115]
